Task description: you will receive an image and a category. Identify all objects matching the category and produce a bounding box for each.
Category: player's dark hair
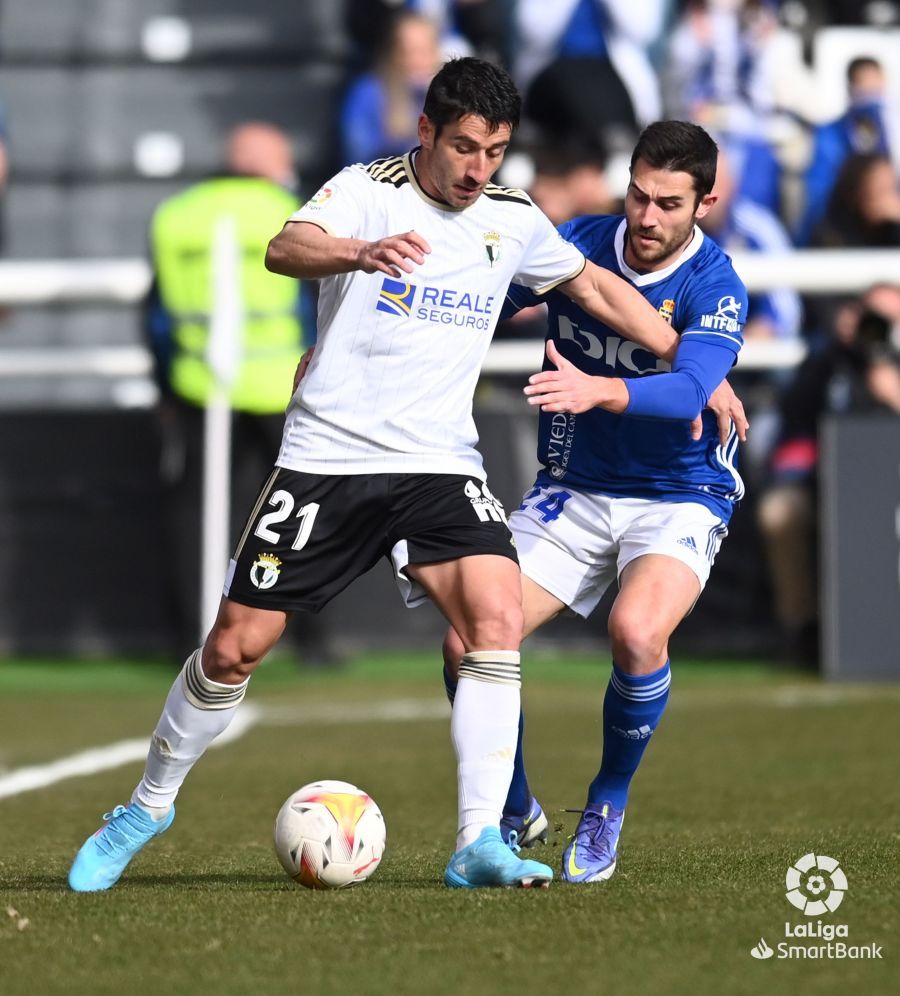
[630,121,718,203]
[422,57,521,138]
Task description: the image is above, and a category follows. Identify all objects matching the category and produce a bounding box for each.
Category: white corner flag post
[200,215,243,640]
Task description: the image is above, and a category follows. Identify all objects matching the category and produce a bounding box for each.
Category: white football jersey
[277,151,585,477]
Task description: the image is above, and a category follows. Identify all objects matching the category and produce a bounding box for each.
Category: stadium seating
[0,0,349,63]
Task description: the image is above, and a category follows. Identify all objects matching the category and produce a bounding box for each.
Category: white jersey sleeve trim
[286,217,337,237]
[680,329,743,348]
[532,258,587,295]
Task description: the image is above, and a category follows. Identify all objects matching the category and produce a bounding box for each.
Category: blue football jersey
[506,215,748,521]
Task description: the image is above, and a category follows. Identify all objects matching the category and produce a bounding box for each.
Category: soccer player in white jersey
[443,121,751,883]
[68,61,695,892]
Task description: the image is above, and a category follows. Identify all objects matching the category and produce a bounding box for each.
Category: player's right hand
[358,231,431,277]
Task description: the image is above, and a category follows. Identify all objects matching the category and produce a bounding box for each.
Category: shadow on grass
[3,871,289,892]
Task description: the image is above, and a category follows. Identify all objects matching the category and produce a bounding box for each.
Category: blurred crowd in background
[0,0,899,667]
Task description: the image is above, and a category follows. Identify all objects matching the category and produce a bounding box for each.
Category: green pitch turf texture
[1,653,897,996]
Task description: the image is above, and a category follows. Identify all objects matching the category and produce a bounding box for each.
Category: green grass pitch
[0,653,897,996]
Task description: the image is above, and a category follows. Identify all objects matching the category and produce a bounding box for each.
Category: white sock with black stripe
[451,650,521,850]
[132,648,249,814]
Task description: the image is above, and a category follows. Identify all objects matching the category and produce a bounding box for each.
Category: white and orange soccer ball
[274,780,386,889]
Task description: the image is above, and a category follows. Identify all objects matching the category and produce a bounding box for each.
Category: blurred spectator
[756,282,900,666]
[700,144,803,340]
[664,0,783,215]
[340,11,442,165]
[494,139,618,342]
[809,152,900,249]
[515,0,668,153]
[345,0,509,65]
[145,122,331,662]
[796,56,895,245]
[527,140,617,225]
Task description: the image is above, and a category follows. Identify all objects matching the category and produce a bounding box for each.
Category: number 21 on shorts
[254,490,321,551]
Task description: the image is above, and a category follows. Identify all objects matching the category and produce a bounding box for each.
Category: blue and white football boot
[500,796,548,849]
[445,826,553,889]
[68,802,175,892]
[561,802,624,883]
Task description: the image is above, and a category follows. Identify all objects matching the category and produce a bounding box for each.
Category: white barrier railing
[0,249,898,380]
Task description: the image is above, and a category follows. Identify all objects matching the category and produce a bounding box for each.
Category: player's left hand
[523,339,628,414]
[698,378,749,444]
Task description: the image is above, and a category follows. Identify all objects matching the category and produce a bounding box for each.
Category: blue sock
[443,662,531,816]
[587,660,671,810]
[505,709,531,816]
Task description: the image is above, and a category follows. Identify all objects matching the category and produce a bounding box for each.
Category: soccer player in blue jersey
[443,120,749,883]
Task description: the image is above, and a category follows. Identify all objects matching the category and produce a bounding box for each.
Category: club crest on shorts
[250,552,282,590]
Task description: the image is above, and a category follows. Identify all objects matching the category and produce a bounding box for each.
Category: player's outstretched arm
[266,221,431,280]
[558,260,679,363]
[526,338,749,444]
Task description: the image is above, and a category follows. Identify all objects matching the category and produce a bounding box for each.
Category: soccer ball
[274,780,386,890]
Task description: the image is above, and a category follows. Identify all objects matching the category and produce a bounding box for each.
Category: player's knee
[608,610,666,672]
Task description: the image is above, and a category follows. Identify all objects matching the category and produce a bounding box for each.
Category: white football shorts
[509,484,729,618]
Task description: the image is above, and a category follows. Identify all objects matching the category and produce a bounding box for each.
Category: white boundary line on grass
[0,698,449,801]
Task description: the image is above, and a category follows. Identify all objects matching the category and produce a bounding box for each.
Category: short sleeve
[288,166,368,240]
[512,207,585,295]
[678,270,748,356]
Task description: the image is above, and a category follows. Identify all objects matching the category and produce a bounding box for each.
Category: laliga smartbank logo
[785,852,846,915]
[749,853,883,962]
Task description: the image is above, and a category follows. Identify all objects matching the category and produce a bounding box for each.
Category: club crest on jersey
[659,299,675,324]
[376,277,416,317]
[250,553,282,590]
[483,231,502,267]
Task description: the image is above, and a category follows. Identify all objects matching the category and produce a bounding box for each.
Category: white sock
[132,648,249,811]
[451,650,521,851]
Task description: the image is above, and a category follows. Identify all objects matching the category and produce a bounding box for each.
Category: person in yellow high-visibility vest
[145,122,326,659]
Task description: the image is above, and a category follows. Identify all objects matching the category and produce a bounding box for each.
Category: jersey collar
[613,217,705,286]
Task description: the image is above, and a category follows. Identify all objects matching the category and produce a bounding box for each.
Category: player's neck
[411,147,448,206]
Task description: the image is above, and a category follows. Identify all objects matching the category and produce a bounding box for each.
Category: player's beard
[626,218,696,268]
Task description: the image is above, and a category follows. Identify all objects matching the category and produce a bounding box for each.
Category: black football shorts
[224,468,518,613]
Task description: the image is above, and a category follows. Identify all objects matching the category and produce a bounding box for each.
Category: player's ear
[694,193,718,222]
[418,114,435,150]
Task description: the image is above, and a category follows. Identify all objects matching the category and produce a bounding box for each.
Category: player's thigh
[410,554,523,651]
[225,468,389,614]
[521,575,567,637]
[609,554,701,649]
[611,500,727,643]
[388,474,521,648]
[510,483,618,619]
